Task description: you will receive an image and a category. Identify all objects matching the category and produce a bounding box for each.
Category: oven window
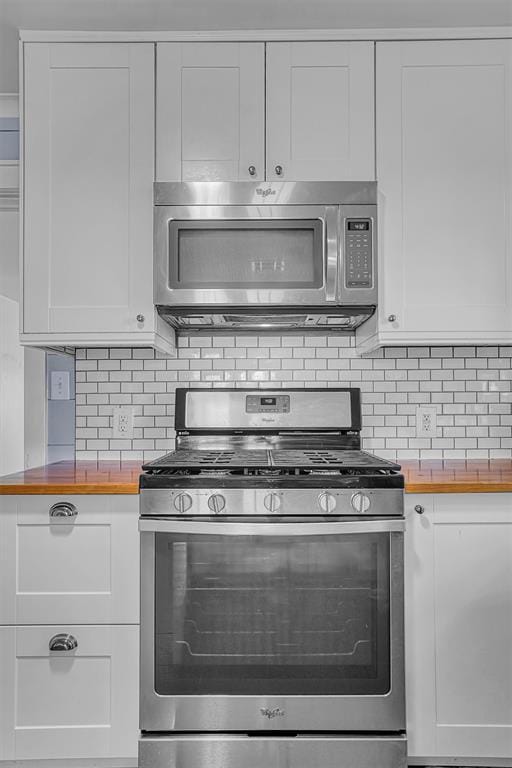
[168,219,324,289]
[154,532,390,696]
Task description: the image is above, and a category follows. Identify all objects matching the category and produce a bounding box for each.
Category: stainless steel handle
[49,633,78,652]
[49,502,77,518]
[324,206,339,302]
[414,504,425,515]
[136,314,145,322]
[388,314,397,323]
[274,165,283,176]
[140,518,405,536]
[248,165,256,176]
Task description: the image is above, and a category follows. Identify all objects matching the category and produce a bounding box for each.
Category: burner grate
[143,449,400,473]
[143,449,270,470]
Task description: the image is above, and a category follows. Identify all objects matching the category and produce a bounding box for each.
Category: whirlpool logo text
[260,707,285,719]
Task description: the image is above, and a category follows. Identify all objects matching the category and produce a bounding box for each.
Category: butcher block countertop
[400,459,512,493]
[0,459,512,495]
[0,461,142,495]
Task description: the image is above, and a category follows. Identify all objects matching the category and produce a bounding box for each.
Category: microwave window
[169,220,323,289]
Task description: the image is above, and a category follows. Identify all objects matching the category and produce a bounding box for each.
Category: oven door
[139,518,404,733]
[154,205,339,306]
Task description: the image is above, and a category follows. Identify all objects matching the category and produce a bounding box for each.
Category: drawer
[0,495,139,624]
[0,624,138,761]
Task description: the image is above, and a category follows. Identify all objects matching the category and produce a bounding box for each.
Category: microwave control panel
[344,219,373,289]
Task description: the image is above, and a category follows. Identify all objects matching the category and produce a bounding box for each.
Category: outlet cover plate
[112,406,135,440]
[416,405,437,438]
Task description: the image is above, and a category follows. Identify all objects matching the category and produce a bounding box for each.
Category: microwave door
[154,205,337,307]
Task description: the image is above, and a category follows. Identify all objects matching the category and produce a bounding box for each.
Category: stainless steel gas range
[138,388,406,768]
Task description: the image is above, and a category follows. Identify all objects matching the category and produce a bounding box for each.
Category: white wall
[0,91,46,473]
[1,0,512,91]
[0,295,24,474]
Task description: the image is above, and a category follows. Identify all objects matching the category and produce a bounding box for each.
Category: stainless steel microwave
[154,181,377,332]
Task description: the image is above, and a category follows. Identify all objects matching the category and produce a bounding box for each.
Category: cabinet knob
[414,504,425,515]
[387,314,397,323]
[275,165,283,176]
[49,633,78,652]
[49,502,77,518]
[136,314,145,323]
[248,165,256,176]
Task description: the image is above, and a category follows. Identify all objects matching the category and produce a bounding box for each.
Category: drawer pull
[414,504,425,515]
[49,502,77,518]
[49,633,78,652]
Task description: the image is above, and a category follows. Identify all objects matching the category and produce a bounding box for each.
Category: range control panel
[246,394,291,413]
[345,219,373,289]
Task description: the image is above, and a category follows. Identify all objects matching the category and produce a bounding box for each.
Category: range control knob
[173,492,193,514]
[264,493,282,513]
[351,492,371,514]
[318,492,337,513]
[207,494,226,514]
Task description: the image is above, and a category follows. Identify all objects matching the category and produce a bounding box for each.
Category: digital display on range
[246,395,290,413]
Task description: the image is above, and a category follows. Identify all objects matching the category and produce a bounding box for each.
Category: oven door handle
[139,519,404,535]
[324,205,339,302]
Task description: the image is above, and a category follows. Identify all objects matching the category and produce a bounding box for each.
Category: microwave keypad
[345,219,373,289]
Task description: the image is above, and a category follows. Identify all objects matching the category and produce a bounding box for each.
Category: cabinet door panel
[10,625,138,760]
[405,493,512,760]
[23,43,154,336]
[157,43,264,181]
[266,42,374,181]
[377,41,512,341]
[0,495,139,625]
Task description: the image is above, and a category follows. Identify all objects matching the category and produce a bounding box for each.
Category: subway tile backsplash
[75,337,512,462]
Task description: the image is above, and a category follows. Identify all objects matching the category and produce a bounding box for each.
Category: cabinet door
[266,42,374,181]
[0,495,139,625]
[0,624,138,760]
[157,43,264,181]
[23,43,154,337]
[377,41,512,343]
[405,494,512,760]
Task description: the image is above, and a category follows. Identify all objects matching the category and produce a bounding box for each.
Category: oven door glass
[154,531,390,696]
[168,219,324,289]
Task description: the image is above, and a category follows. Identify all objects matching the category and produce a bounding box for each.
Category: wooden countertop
[0,461,142,495]
[401,459,512,493]
[1,459,512,495]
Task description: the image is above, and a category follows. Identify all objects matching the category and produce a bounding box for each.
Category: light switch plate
[50,371,70,400]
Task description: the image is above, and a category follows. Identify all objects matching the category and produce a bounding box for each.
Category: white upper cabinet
[157,43,265,181]
[22,43,175,353]
[266,42,375,181]
[156,41,375,183]
[361,40,512,350]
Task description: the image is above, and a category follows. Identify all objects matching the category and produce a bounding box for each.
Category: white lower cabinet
[0,495,139,625]
[0,624,138,761]
[405,493,512,762]
[0,493,140,764]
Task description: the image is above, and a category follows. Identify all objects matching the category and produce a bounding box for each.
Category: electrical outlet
[112,406,135,440]
[416,405,437,438]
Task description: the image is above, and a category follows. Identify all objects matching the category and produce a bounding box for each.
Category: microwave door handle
[139,519,405,536]
[324,206,339,302]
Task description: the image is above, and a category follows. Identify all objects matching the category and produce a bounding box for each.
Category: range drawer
[0,624,138,761]
[139,733,407,768]
[0,494,139,624]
